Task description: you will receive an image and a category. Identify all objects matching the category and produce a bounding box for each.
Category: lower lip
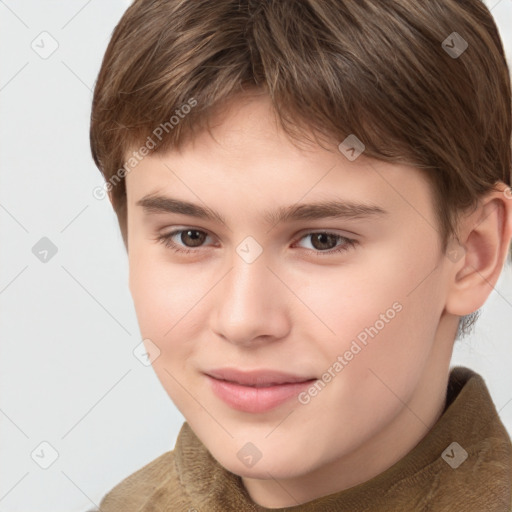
[206,375,316,413]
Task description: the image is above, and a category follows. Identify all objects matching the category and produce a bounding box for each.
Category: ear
[445,182,512,316]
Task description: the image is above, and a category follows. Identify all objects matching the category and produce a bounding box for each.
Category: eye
[156,228,357,257]
[294,232,358,256]
[156,228,212,254]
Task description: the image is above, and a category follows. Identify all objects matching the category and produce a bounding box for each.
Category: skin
[122,91,512,508]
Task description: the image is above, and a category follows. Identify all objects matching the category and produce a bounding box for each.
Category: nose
[210,250,291,347]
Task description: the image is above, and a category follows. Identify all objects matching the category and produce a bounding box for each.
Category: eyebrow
[136,194,388,226]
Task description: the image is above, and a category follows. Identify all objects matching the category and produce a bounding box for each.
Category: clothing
[97,366,512,511]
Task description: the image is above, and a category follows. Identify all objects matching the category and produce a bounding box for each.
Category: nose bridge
[223,247,272,316]
[212,242,289,344]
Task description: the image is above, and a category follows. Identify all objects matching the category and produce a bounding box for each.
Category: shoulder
[98,449,180,511]
[94,421,226,511]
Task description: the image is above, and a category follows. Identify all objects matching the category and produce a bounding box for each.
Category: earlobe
[445,183,512,317]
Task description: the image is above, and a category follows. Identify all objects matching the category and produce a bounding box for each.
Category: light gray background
[0,1,511,510]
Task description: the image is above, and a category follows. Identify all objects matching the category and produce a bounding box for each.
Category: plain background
[0,1,511,510]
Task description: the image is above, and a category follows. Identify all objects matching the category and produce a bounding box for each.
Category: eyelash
[155,229,358,257]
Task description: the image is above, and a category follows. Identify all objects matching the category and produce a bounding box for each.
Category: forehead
[124,93,435,230]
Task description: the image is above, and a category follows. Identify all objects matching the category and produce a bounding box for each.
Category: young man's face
[125,93,459,506]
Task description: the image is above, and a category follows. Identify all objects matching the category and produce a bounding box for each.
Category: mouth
[204,368,317,413]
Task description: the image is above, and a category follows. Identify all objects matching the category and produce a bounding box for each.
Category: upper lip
[205,368,317,387]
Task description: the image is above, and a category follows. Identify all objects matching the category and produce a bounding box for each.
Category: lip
[204,368,317,413]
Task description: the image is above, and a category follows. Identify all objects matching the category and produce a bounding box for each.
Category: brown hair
[90,0,511,332]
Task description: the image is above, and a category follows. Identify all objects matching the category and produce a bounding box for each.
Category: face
[125,92,457,504]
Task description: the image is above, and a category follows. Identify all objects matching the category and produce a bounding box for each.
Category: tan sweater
[97,366,512,511]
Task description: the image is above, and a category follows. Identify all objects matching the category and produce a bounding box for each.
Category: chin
[212,445,311,480]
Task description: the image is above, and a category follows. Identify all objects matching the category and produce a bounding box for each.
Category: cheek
[129,254,207,411]
[313,242,443,387]
[129,251,207,338]
[300,272,441,449]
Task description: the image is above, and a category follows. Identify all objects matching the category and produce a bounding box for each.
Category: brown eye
[308,233,339,251]
[156,228,211,253]
[295,231,358,256]
[179,229,207,247]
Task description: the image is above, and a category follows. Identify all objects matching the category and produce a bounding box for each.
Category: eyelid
[291,231,358,254]
[292,226,359,240]
[159,227,216,248]
[156,226,359,256]
[158,226,358,242]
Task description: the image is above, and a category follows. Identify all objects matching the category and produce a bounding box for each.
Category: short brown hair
[90,0,511,259]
